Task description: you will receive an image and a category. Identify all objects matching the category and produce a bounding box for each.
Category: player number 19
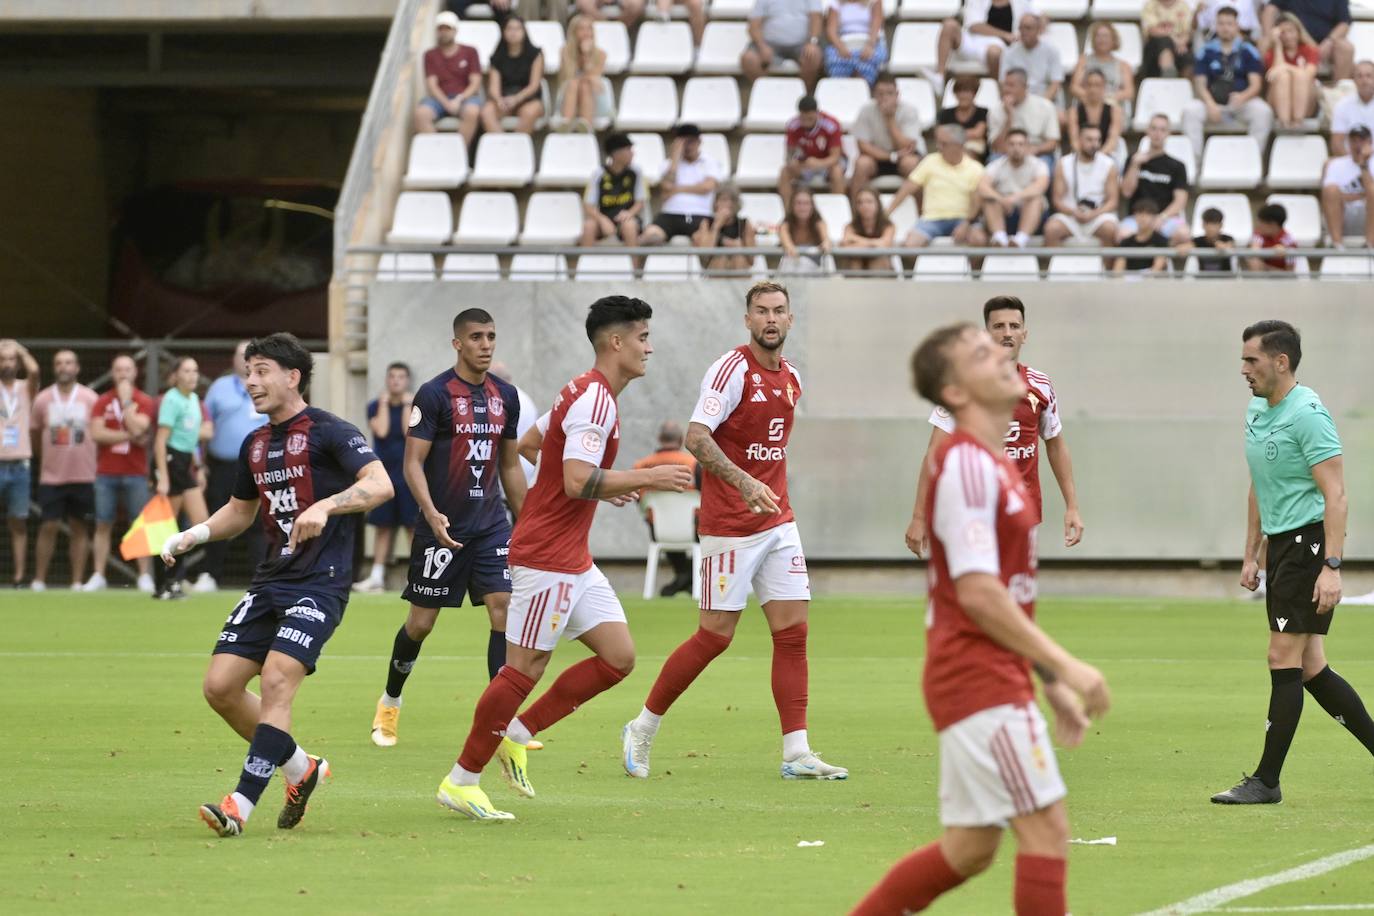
[422,546,454,579]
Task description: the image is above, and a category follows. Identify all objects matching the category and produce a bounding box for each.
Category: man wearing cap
[641,124,725,246]
[779,95,845,207]
[414,10,483,147]
[581,133,649,247]
[1321,124,1374,248]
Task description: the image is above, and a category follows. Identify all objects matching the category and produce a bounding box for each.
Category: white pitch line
[1138,845,1374,916]
[1213,906,1374,913]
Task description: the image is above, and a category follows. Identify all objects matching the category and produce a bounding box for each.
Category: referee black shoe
[1210,774,1282,805]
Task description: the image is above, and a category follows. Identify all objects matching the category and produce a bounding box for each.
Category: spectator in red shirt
[778,95,845,208]
[1264,14,1320,129]
[1246,202,1297,272]
[413,10,483,147]
[87,354,156,593]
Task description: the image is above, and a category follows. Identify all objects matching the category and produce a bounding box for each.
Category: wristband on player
[1032,663,1057,684]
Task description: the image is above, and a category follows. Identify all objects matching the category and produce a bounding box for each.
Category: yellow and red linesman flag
[119,494,180,561]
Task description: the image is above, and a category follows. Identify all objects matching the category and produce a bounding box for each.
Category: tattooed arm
[562,460,693,501]
[685,421,779,514]
[288,460,394,551]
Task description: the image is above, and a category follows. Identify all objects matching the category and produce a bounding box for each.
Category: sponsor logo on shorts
[275,626,314,649]
[243,755,276,779]
[1276,617,1289,631]
[409,583,451,597]
[218,630,238,643]
[285,598,327,624]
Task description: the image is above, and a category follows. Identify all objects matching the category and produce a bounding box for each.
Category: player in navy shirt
[369,308,528,749]
[161,333,393,837]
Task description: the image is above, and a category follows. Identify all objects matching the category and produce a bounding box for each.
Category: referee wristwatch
[1324,556,1342,570]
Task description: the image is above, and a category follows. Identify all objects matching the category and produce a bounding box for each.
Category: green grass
[4,591,1374,914]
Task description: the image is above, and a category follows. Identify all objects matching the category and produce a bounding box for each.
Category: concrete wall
[367,279,1374,561]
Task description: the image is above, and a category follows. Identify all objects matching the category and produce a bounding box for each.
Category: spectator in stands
[936,0,1034,82]
[575,0,647,34]
[154,356,213,599]
[30,349,98,591]
[1069,69,1125,167]
[1246,201,1296,271]
[851,74,926,194]
[414,11,483,148]
[87,355,154,593]
[1119,114,1192,244]
[694,184,757,273]
[1265,13,1320,129]
[988,68,1061,169]
[1197,0,1261,40]
[582,132,647,247]
[1072,21,1136,109]
[558,15,614,129]
[1141,0,1195,78]
[642,123,724,246]
[780,95,846,207]
[1262,0,1355,81]
[1321,124,1374,247]
[977,127,1049,247]
[824,0,887,86]
[938,74,990,161]
[633,421,699,597]
[1177,205,1238,272]
[1182,7,1273,165]
[1113,199,1170,274]
[446,0,512,27]
[201,340,266,592]
[354,363,415,594]
[887,124,985,247]
[742,0,825,93]
[779,187,832,272]
[1000,12,1063,100]
[480,16,546,136]
[0,339,39,588]
[1045,124,1121,248]
[1331,60,1374,155]
[839,187,897,274]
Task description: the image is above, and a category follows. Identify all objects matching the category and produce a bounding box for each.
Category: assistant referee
[1212,320,1374,805]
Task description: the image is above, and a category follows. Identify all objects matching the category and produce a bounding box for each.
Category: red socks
[457,665,533,772]
[771,622,809,734]
[1014,854,1067,916]
[645,627,733,715]
[518,656,627,735]
[850,842,965,915]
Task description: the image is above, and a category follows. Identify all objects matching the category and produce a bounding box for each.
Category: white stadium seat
[469,134,536,188]
[1198,136,1263,190]
[981,254,1040,277]
[440,253,501,280]
[1037,0,1090,17]
[896,77,937,128]
[1267,135,1327,190]
[1190,193,1252,242]
[1352,22,1374,60]
[701,133,733,175]
[550,76,615,131]
[744,77,807,131]
[734,134,786,187]
[1047,22,1080,74]
[594,21,631,74]
[615,76,679,130]
[681,77,743,130]
[697,22,749,75]
[1090,0,1144,18]
[815,78,872,131]
[536,133,601,188]
[1354,0,1374,19]
[709,0,756,18]
[1267,193,1322,248]
[629,132,666,184]
[386,191,452,244]
[575,253,636,280]
[814,193,853,244]
[899,0,960,18]
[1133,78,1194,131]
[1321,252,1374,277]
[1047,254,1105,279]
[453,191,520,245]
[940,76,1001,111]
[912,254,970,279]
[891,23,941,74]
[631,22,694,74]
[526,21,566,76]
[461,20,501,68]
[643,253,702,278]
[519,192,583,245]
[509,253,569,281]
[376,252,435,281]
[881,193,918,240]
[739,192,785,237]
[402,134,469,190]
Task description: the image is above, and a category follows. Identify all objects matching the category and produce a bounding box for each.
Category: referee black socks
[1255,667,1304,788]
[1304,665,1374,757]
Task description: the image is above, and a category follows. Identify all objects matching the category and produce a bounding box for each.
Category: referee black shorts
[1265,521,1333,635]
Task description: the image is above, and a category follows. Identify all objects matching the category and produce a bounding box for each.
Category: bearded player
[906,296,1084,558]
[622,280,848,781]
[851,324,1109,915]
[435,296,693,821]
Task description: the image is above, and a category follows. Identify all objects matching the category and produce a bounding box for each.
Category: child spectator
[1246,202,1296,272]
[1179,206,1238,273]
[1113,199,1169,274]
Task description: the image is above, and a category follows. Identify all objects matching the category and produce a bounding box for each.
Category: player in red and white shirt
[436,296,692,822]
[623,281,848,782]
[780,95,846,205]
[906,295,1084,559]
[852,323,1110,916]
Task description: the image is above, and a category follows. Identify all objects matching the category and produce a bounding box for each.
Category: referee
[1212,320,1374,804]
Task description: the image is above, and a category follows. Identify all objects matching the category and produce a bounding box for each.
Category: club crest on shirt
[784,382,796,406]
[455,396,469,417]
[1265,440,1278,460]
[250,438,265,464]
[286,432,308,456]
[1028,391,1040,411]
[490,397,504,417]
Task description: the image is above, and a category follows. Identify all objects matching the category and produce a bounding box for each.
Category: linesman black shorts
[1265,521,1333,635]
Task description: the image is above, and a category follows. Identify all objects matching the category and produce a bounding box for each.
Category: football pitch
[4,591,1374,915]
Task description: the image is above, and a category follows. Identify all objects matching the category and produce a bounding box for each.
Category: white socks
[369,562,384,581]
[380,692,402,708]
[992,230,1008,246]
[505,717,533,746]
[450,764,481,787]
[633,707,662,735]
[230,791,256,821]
[1013,231,1030,248]
[782,729,810,761]
[282,746,311,785]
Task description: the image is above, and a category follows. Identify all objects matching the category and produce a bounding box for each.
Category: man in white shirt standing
[1321,125,1374,248]
[641,124,724,246]
[1331,60,1374,156]
[1044,124,1120,247]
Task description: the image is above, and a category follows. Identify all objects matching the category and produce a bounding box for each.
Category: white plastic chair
[739,192,785,239]
[1090,0,1144,18]
[912,254,970,279]
[469,134,536,188]
[536,133,601,187]
[386,191,453,244]
[1198,136,1263,190]
[519,192,583,245]
[681,77,743,131]
[631,21,694,74]
[1047,254,1104,279]
[640,490,701,600]
[882,193,919,240]
[700,133,733,175]
[615,76,679,130]
[1037,0,1090,16]
[898,0,960,18]
[1190,193,1252,241]
[1135,134,1197,184]
[643,253,703,278]
[890,22,941,73]
[453,191,520,244]
[1267,135,1327,190]
[697,21,749,74]
[440,253,501,280]
[402,134,469,190]
[896,77,937,128]
[815,78,872,131]
[1047,22,1080,74]
[1132,79,1194,131]
[594,21,632,74]
[461,21,502,68]
[814,193,853,244]
[1352,21,1374,60]
[744,77,807,131]
[526,21,566,76]
[629,132,667,184]
[734,134,787,187]
[1321,252,1374,277]
[509,253,569,281]
[1266,193,1321,247]
[709,0,755,18]
[376,252,436,281]
[981,254,1041,277]
[575,253,636,280]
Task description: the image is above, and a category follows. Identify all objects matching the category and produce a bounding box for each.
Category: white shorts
[506,564,626,652]
[938,702,1067,828]
[1048,212,1118,241]
[1343,200,1367,236]
[699,521,811,612]
[956,30,1007,62]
